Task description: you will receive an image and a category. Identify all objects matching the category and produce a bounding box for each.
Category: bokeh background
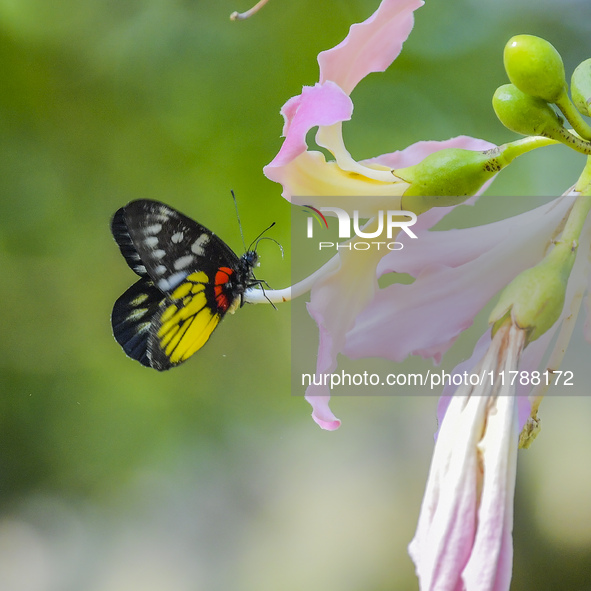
[1,0,591,589]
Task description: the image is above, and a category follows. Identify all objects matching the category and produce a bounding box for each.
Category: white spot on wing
[153,249,166,259]
[127,308,148,321]
[131,293,149,305]
[154,265,167,275]
[191,233,210,256]
[157,271,187,291]
[144,236,159,248]
[174,255,194,270]
[171,232,184,244]
[154,207,174,223]
[145,223,162,235]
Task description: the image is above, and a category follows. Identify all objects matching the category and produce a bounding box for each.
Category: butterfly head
[241,250,259,270]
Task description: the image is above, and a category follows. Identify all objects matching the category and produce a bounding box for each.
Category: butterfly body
[111,199,259,370]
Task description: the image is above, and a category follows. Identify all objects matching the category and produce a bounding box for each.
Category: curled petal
[265,150,407,205]
[305,386,342,431]
[267,82,353,169]
[318,0,424,95]
[315,122,397,181]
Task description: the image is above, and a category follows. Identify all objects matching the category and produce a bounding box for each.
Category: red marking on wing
[214,267,234,312]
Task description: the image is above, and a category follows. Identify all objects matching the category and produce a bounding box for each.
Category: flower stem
[527,170,591,432]
[245,254,340,304]
[555,91,591,141]
[575,155,591,195]
[497,135,560,164]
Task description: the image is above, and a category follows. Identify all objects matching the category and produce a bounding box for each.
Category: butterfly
[110,199,262,370]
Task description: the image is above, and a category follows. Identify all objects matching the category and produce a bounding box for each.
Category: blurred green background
[1,0,591,589]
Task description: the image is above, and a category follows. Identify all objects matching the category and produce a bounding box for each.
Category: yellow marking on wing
[160,279,206,328]
[176,313,220,362]
[160,306,176,324]
[157,284,221,364]
[186,271,208,284]
[172,282,192,299]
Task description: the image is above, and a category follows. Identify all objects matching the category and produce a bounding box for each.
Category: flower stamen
[230,0,270,21]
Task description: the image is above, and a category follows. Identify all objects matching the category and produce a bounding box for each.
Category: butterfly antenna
[231,190,247,252]
[248,222,276,252]
[255,235,284,258]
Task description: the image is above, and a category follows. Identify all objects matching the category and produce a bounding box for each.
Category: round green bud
[492,84,562,137]
[571,58,591,117]
[504,35,566,103]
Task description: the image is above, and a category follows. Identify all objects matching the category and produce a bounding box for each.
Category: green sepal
[489,246,573,343]
[398,148,503,212]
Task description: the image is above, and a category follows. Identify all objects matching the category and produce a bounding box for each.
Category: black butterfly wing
[111,200,252,371]
[111,277,165,367]
[111,199,242,292]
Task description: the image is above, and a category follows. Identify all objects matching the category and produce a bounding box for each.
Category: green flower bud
[489,246,573,343]
[571,58,591,117]
[493,84,562,137]
[504,35,566,103]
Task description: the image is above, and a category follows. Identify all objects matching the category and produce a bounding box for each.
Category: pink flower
[408,322,525,591]
[263,0,495,430]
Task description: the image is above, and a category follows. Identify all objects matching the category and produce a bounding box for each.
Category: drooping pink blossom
[409,323,525,591]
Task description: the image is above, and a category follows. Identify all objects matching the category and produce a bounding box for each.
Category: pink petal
[345,195,576,363]
[265,82,353,169]
[409,394,488,589]
[303,306,342,430]
[365,136,496,169]
[378,195,551,276]
[318,0,424,95]
[304,243,387,430]
[436,328,543,436]
[435,329,494,439]
[461,396,519,591]
[305,386,342,431]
